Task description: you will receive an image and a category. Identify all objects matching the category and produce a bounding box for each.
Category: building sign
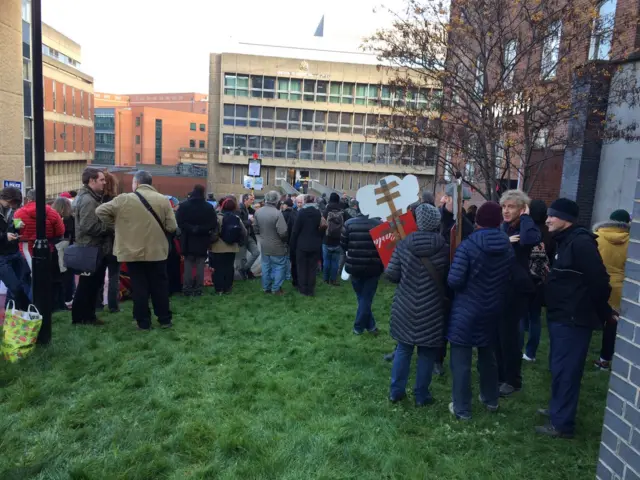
[277,60,330,79]
[3,180,22,190]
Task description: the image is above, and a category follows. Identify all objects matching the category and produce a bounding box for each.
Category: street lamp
[31,0,52,344]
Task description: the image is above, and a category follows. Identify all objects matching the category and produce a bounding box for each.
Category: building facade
[208,53,439,197]
[0,0,26,189]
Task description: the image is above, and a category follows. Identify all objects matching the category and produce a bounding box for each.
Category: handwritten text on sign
[369,211,418,268]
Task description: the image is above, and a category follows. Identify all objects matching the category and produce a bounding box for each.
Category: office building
[208,53,440,197]
[93,93,208,167]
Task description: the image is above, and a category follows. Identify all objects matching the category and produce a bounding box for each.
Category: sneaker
[478,394,499,412]
[434,363,445,376]
[535,424,574,439]
[594,358,611,370]
[523,353,536,362]
[449,402,471,421]
[383,351,396,362]
[499,383,521,398]
[537,408,550,417]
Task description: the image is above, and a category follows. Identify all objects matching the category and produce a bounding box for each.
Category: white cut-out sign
[356,175,419,220]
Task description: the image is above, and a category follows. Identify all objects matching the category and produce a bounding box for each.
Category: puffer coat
[447,228,514,347]
[594,221,630,311]
[386,231,449,347]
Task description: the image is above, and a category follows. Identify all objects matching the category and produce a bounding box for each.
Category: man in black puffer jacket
[341,211,383,335]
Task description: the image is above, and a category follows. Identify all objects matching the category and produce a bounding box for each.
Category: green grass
[0,279,610,479]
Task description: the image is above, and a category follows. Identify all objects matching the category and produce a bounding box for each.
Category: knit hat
[415,203,441,232]
[329,192,340,203]
[548,198,579,224]
[475,201,502,228]
[610,209,631,224]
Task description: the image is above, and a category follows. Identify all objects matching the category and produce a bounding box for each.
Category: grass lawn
[0,279,610,479]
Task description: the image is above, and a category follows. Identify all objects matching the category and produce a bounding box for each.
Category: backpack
[326,210,344,239]
[529,241,550,282]
[220,212,243,245]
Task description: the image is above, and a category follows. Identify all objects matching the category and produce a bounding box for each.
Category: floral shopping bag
[2,301,42,363]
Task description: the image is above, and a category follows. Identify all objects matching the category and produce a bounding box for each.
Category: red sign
[369,212,418,268]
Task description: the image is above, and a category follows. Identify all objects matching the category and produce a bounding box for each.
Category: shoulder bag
[135,192,171,247]
[419,255,449,308]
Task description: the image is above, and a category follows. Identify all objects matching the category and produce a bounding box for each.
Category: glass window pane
[275,137,287,158]
[236,75,249,97]
[330,82,341,103]
[223,104,234,125]
[326,140,338,161]
[342,83,354,104]
[248,135,260,156]
[263,76,276,99]
[276,108,288,130]
[313,139,325,160]
[290,79,302,101]
[390,144,402,164]
[366,114,378,135]
[304,80,316,101]
[356,84,367,105]
[328,112,339,132]
[235,105,248,127]
[353,113,365,135]
[234,135,247,156]
[302,110,314,131]
[352,143,363,163]
[340,113,352,134]
[300,139,312,160]
[251,75,263,98]
[314,111,326,132]
[288,109,301,130]
[287,138,298,159]
[363,143,375,163]
[277,78,289,100]
[316,81,328,101]
[377,144,389,164]
[262,107,274,129]
[224,74,236,87]
[261,136,274,157]
[223,134,234,154]
[250,106,260,127]
[368,85,379,105]
[381,86,391,106]
[338,142,349,162]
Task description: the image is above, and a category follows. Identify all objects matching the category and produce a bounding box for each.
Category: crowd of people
[0,167,630,440]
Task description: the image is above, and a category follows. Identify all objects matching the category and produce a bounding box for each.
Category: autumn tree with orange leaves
[366,0,640,200]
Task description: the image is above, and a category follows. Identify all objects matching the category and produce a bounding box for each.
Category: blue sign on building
[3,180,23,190]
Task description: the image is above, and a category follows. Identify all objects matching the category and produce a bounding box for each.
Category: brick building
[93,93,208,167]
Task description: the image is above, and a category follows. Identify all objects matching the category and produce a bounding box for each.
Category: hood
[302,203,318,210]
[406,231,445,257]
[594,221,630,246]
[19,201,38,220]
[468,228,511,255]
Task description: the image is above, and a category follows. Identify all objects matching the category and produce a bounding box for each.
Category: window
[316,81,328,102]
[338,142,349,162]
[235,105,248,127]
[342,83,354,104]
[235,135,247,156]
[200,124,205,132]
[474,55,484,96]
[136,135,140,145]
[248,135,260,156]
[274,137,287,158]
[329,82,341,103]
[63,124,66,151]
[236,75,249,97]
[377,144,389,164]
[80,91,84,117]
[366,114,378,136]
[286,138,298,159]
[340,112,352,134]
[363,143,375,163]
[417,90,428,110]
[277,78,289,100]
[328,112,339,132]
[394,89,406,107]
[381,86,391,106]
[80,124,83,151]
[136,116,140,127]
[326,141,338,161]
[304,80,316,101]
[368,85,379,106]
[300,139,312,160]
[263,77,276,99]
[155,119,162,165]
[251,75,263,98]
[224,73,236,95]
[136,153,140,163]
[352,143,363,163]
[72,126,76,151]
[52,80,56,112]
[190,122,197,131]
[223,134,234,154]
[224,104,235,126]
[313,139,325,160]
[63,85,67,114]
[190,139,196,148]
[534,128,549,148]
[276,108,288,130]
[504,40,518,87]
[250,106,260,127]
[541,21,562,80]
[444,148,453,182]
[589,0,616,60]
[355,84,367,105]
[353,114,365,135]
[290,79,302,101]
[262,107,274,129]
[314,111,326,132]
[288,109,301,130]
[302,110,314,131]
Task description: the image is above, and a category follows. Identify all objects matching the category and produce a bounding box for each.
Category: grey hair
[134,170,153,186]
[265,190,280,205]
[499,189,530,208]
[26,189,36,202]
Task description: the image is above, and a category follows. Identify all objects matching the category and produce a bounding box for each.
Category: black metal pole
[31,0,52,344]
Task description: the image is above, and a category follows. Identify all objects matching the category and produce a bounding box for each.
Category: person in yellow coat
[593,209,631,370]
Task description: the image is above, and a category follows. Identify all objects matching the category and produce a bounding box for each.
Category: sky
[42,0,406,94]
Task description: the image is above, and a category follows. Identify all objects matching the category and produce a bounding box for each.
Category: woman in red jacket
[13,189,65,269]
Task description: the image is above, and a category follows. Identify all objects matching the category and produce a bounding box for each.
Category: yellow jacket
[594,221,630,310]
[209,212,247,254]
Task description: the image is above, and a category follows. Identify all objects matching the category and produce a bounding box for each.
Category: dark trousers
[128,261,172,329]
[0,251,31,311]
[548,321,592,434]
[600,320,617,362]
[290,251,298,288]
[352,275,379,333]
[296,249,319,296]
[496,297,526,389]
[211,252,235,293]
[62,270,76,303]
[390,342,438,403]
[450,344,499,418]
[72,259,108,324]
[183,255,206,294]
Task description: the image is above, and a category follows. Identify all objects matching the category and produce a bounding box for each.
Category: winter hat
[610,209,631,224]
[475,201,502,228]
[548,198,579,224]
[415,203,441,232]
[329,192,340,203]
[529,199,548,225]
[59,192,72,199]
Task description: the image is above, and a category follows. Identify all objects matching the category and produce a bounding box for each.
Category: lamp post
[31,0,52,344]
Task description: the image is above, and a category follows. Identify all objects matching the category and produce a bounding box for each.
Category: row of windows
[155,120,163,165]
[43,44,81,69]
[221,134,435,167]
[190,122,206,132]
[48,79,91,118]
[95,114,115,131]
[222,104,432,135]
[224,73,442,108]
[53,123,92,153]
[189,140,206,149]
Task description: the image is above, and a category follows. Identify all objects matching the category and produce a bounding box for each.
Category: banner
[369,211,418,268]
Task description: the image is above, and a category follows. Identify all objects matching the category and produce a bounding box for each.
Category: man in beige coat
[96,170,177,330]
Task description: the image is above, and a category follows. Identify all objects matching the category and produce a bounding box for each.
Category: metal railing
[275,179,300,195]
[309,180,342,197]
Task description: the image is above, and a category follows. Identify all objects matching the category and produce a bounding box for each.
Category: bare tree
[365,0,640,200]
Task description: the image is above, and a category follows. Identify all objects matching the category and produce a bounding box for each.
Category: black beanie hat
[548,198,579,224]
[476,201,502,228]
[329,192,340,203]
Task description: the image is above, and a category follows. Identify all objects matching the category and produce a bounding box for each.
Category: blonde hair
[499,189,530,209]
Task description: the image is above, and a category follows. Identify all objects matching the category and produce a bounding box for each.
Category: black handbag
[63,244,102,274]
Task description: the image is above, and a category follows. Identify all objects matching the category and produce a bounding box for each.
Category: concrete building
[207,52,439,197]
[95,92,208,114]
[0,0,26,189]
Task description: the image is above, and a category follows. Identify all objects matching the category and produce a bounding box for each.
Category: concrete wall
[593,62,640,226]
[597,159,640,479]
[0,0,25,186]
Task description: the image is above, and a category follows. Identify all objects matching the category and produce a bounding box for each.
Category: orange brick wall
[114,109,135,167]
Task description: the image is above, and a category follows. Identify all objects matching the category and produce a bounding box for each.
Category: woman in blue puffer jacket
[447,201,514,420]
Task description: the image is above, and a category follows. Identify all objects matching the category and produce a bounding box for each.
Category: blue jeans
[322,245,341,282]
[351,276,379,333]
[261,254,287,293]
[0,252,31,310]
[520,302,542,359]
[390,342,438,403]
[548,321,592,434]
[450,344,499,419]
